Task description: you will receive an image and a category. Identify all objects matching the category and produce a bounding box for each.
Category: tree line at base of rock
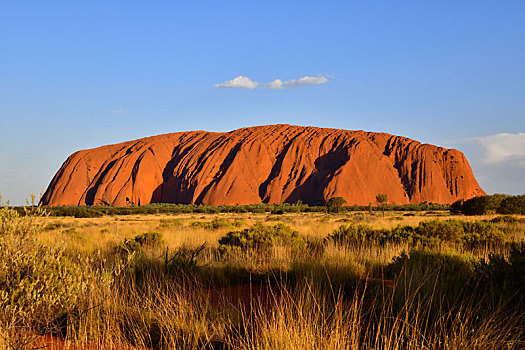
[451,194,525,215]
[9,194,524,217]
[16,201,448,218]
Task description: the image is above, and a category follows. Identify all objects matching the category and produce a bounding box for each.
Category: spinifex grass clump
[218,222,305,255]
[476,241,525,309]
[387,250,477,312]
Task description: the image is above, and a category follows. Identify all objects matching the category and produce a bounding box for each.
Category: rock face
[41,125,485,206]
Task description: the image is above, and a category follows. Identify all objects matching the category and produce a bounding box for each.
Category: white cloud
[111,108,124,114]
[266,79,284,89]
[446,132,525,194]
[283,75,329,88]
[214,75,259,89]
[474,133,525,165]
[216,75,331,90]
[265,75,331,89]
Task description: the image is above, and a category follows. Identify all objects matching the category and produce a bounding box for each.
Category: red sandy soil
[41,124,485,207]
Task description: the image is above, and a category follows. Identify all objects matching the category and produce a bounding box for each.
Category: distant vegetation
[452,194,525,215]
[326,197,347,213]
[12,201,452,218]
[8,193,524,221]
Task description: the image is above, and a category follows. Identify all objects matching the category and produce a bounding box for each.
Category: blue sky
[1,1,524,205]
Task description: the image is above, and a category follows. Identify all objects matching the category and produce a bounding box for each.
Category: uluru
[41,124,485,207]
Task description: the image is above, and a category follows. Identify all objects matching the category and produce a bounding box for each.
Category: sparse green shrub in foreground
[158,218,183,228]
[325,218,506,249]
[190,218,244,230]
[122,231,164,252]
[218,222,305,255]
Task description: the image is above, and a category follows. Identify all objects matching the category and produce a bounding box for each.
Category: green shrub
[475,242,525,307]
[42,223,60,231]
[417,219,464,242]
[326,223,426,247]
[123,232,164,252]
[498,195,525,215]
[324,224,377,245]
[389,225,419,245]
[490,215,520,224]
[326,197,346,213]
[388,249,476,281]
[388,250,477,315]
[461,220,505,248]
[190,218,244,230]
[325,219,506,249]
[0,236,90,329]
[218,223,304,255]
[158,218,183,228]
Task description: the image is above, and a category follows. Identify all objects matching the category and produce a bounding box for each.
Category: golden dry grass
[35,211,520,250]
[2,208,524,349]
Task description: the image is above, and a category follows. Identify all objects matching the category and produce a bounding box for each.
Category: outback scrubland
[1,200,525,349]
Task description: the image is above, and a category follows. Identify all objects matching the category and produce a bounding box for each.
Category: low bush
[461,220,506,248]
[325,219,506,249]
[475,242,525,308]
[190,218,244,230]
[387,250,477,319]
[42,223,60,231]
[123,232,164,252]
[218,222,305,255]
[158,218,183,228]
[61,227,77,234]
[325,224,379,244]
[490,215,524,224]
